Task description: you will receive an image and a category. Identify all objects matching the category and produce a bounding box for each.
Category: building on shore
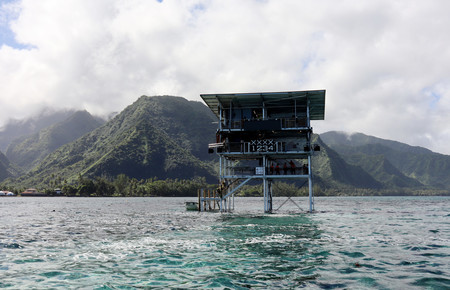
[21,188,46,196]
[0,190,15,196]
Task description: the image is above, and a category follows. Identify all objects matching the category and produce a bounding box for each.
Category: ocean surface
[0,196,449,289]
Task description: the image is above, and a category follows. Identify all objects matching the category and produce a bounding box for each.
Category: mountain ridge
[6,110,104,171]
[8,96,217,188]
[0,97,448,195]
[0,108,79,153]
[320,131,450,189]
[0,151,14,181]
[312,135,384,190]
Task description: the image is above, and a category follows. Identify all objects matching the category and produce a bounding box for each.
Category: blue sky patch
[0,0,31,49]
[0,26,32,49]
[422,87,442,109]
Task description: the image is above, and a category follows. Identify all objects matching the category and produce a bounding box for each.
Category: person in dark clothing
[303,164,308,174]
[275,164,280,175]
[283,162,288,175]
[270,163,274,175]
[289,160,296,174]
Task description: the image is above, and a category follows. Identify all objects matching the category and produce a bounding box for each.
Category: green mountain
[6,110,104,171]
[12,96,216,187]
[0,108,77,153]
[131,95,217,161]
[0,151,13,182]
[311,135,384,190]
[320,131,450,190]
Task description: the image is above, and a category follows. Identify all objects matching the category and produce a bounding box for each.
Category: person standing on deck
[289,160,296,174]
[302,164,308,175]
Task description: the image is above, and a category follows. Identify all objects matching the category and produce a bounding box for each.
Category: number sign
[250,139,275,152]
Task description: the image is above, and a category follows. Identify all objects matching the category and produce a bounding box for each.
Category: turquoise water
[0,196,449,289]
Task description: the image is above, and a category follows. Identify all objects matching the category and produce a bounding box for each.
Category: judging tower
[201,90,326,213]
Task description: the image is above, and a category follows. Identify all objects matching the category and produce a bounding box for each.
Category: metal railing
[225,166,309,177]
[221,117,308,130]
[222,141,284,153]
[222,141,313,154]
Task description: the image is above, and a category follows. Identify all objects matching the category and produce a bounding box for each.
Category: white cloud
[0,0,449,154]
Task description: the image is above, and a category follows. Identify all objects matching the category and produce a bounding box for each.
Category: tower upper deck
[201,90,325,126]
[201,90,325,157]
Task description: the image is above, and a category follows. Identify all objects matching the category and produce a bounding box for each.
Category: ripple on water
[339,251,366,258]
[0,242,23,249]
[412,277,450,289]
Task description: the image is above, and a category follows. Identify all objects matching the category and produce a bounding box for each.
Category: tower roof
[200,89,326,120]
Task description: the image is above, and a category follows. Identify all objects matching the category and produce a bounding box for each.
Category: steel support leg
[264,178,273,213]
[308,155,314,213]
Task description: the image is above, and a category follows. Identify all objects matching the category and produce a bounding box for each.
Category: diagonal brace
[222,177,253,200]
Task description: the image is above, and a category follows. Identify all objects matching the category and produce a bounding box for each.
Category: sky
[0,0,449,155]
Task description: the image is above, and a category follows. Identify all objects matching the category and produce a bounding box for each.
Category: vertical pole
[263,178,273,213]
[232,193,235,210]
[294,99,297,120]
[229,101,232,128]
[306,96,311,150]
[225,158,228,176]
[198,189,201,212]
[263,177,273,213]
[200,189,204,212]
[220,156,223,178]
[203,190,206,211]
[262,101,265,119]
[306,95,311,128]
[306,95,314,213]
[268,180,273,213]
[262,154,266,213]
[223,182,227,212]
[263,177,267,213]
[219,156,223,212]
[308,155,314,213]
[219,104,222,130]
[208,189,211,211]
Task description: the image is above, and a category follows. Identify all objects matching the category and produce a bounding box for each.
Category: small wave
[13,258,44,264]
[315,282,348,289]
[427,243,447,248]
[412,277,450,288]
[420,252,449,258]
[39,271,65,278]
[404,246,432,251]
[0,242,23,249]
[339,251,365,258]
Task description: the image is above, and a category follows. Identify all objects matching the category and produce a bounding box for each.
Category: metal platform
[200,90,326,213]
